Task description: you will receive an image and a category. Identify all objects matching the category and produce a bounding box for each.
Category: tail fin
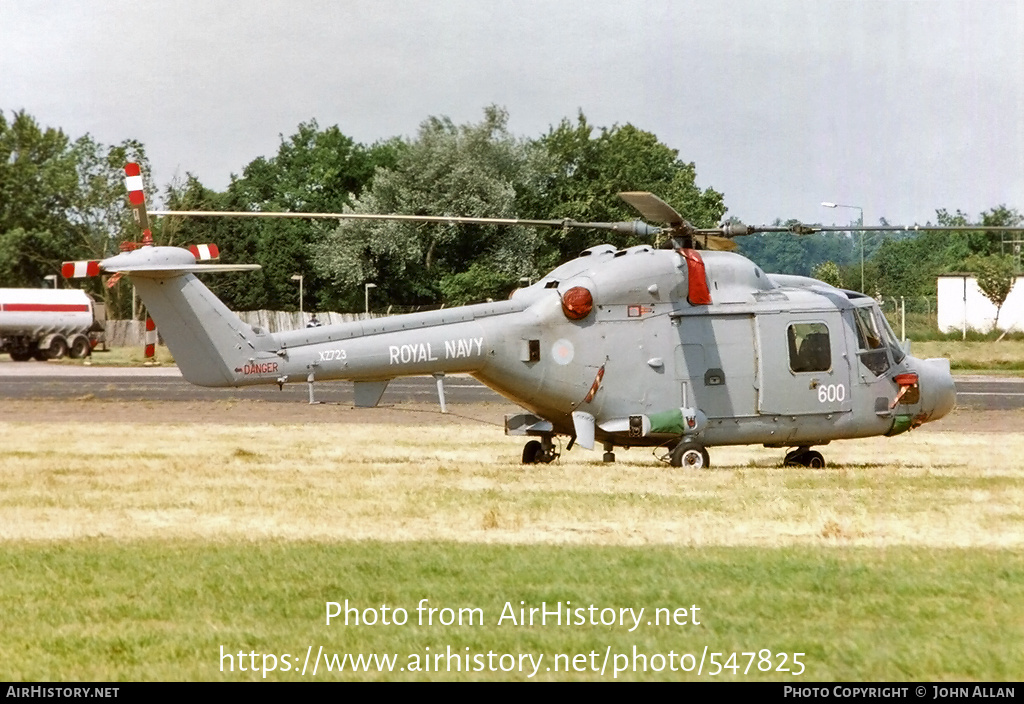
[64,245,265,387]
[131,271,262,386]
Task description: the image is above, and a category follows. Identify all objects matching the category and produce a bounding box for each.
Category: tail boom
[109,247,509,389]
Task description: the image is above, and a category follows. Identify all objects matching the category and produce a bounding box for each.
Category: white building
[937,275,1024,334]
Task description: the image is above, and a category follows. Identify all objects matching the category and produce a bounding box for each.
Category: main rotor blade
[618,192,685,225]
[151,210,1024,242]
[149,210,662,236]
[151,210,576,227]
[743,224,1024,235]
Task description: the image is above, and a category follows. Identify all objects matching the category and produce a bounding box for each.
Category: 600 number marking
[817,383,846,404]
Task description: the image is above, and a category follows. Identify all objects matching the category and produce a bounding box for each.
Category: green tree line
[2,106,1019,316]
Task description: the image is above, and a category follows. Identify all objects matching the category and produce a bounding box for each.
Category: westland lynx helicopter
[65,164,980,469]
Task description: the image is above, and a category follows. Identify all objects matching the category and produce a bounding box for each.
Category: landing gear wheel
[522,440,543,464]
[670,442,710,469]
[804,451,825,469]
[784,448,826,468]
[521,439,557,465]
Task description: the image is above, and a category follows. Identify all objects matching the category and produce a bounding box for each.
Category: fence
[876,296,938,340]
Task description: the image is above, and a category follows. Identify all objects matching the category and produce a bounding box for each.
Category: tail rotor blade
[124,163,153,244]
[61,260,102,278]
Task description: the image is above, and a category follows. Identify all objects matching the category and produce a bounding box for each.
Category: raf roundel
[551,338,575,366]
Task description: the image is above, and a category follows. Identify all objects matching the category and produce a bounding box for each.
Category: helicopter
[64,165,982,469]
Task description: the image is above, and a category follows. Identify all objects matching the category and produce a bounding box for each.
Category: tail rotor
[61,163,233,362]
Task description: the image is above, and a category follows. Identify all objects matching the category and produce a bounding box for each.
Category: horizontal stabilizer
[106,264,261,274]
[62,246,260,279]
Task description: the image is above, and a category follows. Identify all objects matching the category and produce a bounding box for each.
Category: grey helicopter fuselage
[119,241,955,461]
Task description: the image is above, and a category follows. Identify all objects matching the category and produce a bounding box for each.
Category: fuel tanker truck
[0,288,105,361]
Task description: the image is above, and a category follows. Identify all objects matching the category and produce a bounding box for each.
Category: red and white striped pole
[144,315,158,363]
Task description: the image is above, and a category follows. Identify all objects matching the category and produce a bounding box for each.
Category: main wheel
[670,442,710,469]
[784,449,826,468]
[522,440,543,465]
[784,449,803,467]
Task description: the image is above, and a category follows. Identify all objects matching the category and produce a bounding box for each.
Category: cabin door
[757,311,853,416]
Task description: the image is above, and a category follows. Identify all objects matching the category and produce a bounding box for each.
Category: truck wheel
[47,336,69,360]
[69,335,91,359]
[9,349,33,362]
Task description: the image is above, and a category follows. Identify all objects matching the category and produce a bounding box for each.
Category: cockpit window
[788,323,831,373]
[876,310,906,364]
[853,306,890,376]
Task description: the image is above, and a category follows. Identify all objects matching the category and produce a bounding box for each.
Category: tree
[0,111,149,316]
[737,224,859,278]
[535,113,726,262]
[867,206,1024,300]
[935,205,1023,259]
[313,106,545,309]
[812,260,843,288]
[970,254,1016,334]
[65,135,151,317]
[165,120,399,311]
[0,110,77,286]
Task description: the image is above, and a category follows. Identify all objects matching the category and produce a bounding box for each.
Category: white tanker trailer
[0,288,105,361]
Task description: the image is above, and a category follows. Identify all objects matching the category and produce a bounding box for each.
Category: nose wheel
[521,437,559,464]
[784,447,825,468]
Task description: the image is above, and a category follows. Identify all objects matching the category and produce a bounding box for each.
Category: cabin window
[852,307,890,376]
[787,323,831,373]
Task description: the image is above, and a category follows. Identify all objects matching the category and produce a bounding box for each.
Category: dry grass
[913,339,1024,370]
[2,422,1022,548]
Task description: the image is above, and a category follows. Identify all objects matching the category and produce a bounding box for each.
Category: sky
[2,0,1022,228]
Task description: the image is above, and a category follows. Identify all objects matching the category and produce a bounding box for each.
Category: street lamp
[291,274,303,313]
[364,282,377,315]
[821,202,864,292]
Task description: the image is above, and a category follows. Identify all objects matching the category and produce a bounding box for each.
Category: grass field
[912,340,1024,373]
[1,421,1022,681]
[2,542,1020,681]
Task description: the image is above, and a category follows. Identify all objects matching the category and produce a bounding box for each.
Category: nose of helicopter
[918,357,956,422]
